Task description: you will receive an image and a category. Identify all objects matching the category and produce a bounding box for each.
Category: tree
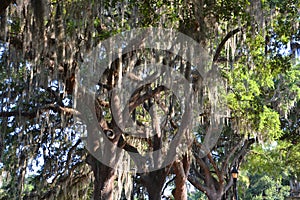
[0,0,299,200]
[242,100,300,199]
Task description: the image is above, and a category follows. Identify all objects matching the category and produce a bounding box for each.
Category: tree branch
[192,142,211,180]
[128,85,166,113]
[207,152,223,184]
[221,138,244,174]
[188,174,208,193]
[232,138,255,167]
[224,138,255,192]
[0,104,81,118]
[161,176,176,196]
[213,28,241,63]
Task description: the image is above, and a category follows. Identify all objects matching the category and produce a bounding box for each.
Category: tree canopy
[0,0,299,200]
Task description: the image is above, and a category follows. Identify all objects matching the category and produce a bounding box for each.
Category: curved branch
[161,176,176,196]
[213,28,241,63]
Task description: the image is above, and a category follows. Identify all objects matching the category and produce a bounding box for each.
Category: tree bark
[141,167,170,200]
[86,155,116,200]
[207,193,223,200]
[173,155,190,200]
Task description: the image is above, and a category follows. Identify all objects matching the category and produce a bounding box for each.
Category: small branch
[190,164,205,180]
[52,105,81,115]
[224,177,233,193]
[207,152,223,184]
[192,142,211,178]
[194,154,212,186]
[231,138,255,167]
[221,139,244,174]
[161,176,176,196]
[0,104,81,118]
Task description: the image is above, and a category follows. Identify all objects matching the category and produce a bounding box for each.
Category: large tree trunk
[141,167,170,200]
[86,155,116,200]
[207,193,223,200]
[205,179,225,200]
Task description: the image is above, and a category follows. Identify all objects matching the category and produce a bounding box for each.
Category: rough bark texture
[141,167,170,200]
[86,155,116,200]
[173,155,190,200]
